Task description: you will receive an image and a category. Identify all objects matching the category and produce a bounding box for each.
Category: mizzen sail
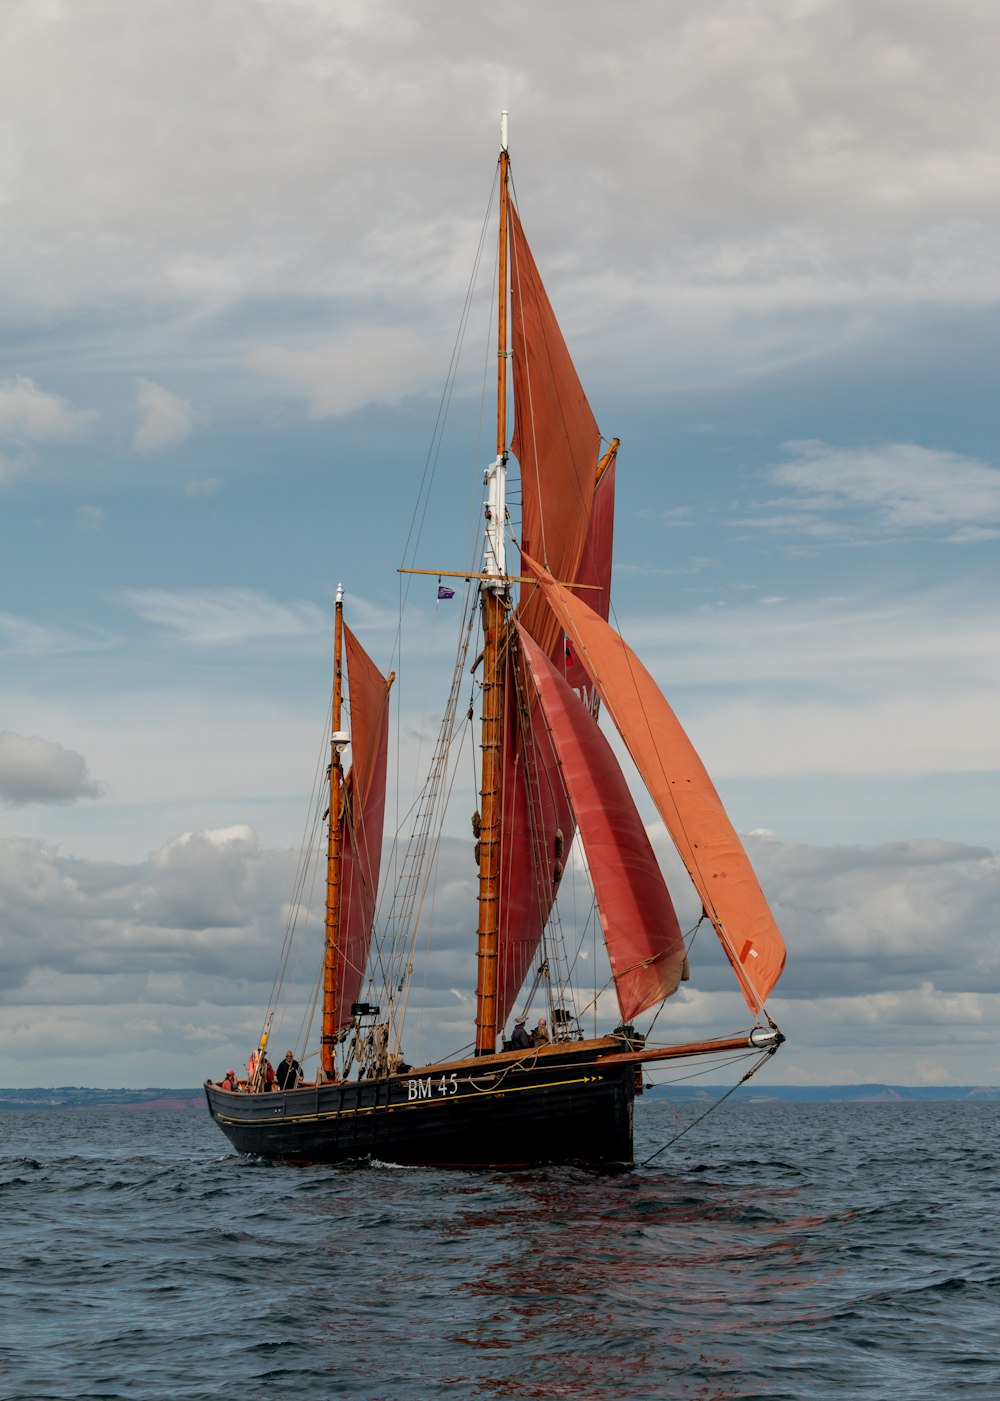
[521,553,786,1014]
[333,625,392,1031]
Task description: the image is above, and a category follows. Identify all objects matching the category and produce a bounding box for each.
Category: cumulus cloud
[0,820,996,1086]
[0,826,293,991]
[0,731,104,805]
[745,833,1000,999]
[0,375,97,440]
[132,378,193,454]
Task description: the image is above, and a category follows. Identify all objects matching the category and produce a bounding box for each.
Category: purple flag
[437,585,455,600]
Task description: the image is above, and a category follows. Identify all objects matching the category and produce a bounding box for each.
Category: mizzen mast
[322,583,348,1079]
[474,112,511,1055]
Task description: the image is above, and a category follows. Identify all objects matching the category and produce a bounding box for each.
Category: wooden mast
[474,113,511,1055]
[321,583,347,1078]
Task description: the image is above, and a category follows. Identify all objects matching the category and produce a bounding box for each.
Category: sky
[1,0,998,1090]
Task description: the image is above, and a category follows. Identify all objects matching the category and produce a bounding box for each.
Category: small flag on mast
[437,583,455,600]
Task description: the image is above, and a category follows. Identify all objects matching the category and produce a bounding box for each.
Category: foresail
[521,554,787,1014]
[517,626,687,1021]
[334,625,392,1031]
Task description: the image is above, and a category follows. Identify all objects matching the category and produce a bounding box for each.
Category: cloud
[0,451,25,486]
[739,440,1000,540]
[121,586,329,647]
[132,378,193,454]
[248,327,438,418]
[744,833,1000,999]
[183,476,223,497]
[0,823,996,1086]
[74,505,105,532]
[0,375,97,441]
[0,612,118,657]
[624,582,1000,777]
[2,1,997,405]
[0,731,105,805]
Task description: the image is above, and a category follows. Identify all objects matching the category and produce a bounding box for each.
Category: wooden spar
[321,585,346,1078]
[496,127,509,465]
[596,437,619,486]
[398,566,601,589]
[593,1030,784,1069]
[474,124,511,1055]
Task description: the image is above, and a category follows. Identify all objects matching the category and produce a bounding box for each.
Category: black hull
[205,1042,636,1168]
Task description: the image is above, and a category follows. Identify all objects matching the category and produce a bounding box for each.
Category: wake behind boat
[205,115,786,1167]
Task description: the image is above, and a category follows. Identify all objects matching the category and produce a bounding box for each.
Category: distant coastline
[1,1083,997,1111]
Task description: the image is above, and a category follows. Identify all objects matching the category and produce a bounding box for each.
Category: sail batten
[521,552,787,1014]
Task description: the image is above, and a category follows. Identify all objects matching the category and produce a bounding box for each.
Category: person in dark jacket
[275,1050,301,1090]
[510,1016,532,1050]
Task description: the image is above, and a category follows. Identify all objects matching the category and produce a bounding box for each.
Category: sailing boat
[204,116,786,1167]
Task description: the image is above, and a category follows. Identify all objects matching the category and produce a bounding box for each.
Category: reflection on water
[440,1167,839,1400]
[3,1100,997,1401]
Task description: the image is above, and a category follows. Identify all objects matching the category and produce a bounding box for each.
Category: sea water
[3,1099,997,1399]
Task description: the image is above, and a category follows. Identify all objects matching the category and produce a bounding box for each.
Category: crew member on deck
[275,1051,301,1090]
[510,1016,532,1050]
[247,1050,276,1090]
[532,1018,550,1046]
[221,1070,238,1092]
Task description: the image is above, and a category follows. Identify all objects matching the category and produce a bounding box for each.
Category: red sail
[490,200,607,1031]
[517,626,687,1021]
[494,461,617,1029]
[509,200,603,657]
[333,626,392,1031]
[521,553,787,1014]
[493,204,613,1031]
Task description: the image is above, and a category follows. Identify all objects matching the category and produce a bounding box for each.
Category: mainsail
[517,626,687,1021]
[508,201,602,658]
[331,625,393,1031]
[493,201,614,1028]
[522,552,787,1015]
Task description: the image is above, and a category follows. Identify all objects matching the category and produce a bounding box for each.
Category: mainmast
[322,583,348,1078]
[474,112,511,1055]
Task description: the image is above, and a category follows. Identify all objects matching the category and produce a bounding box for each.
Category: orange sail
[494,467,616,1026]
[333,625,392,1031]
[521,553,786,1014]
[517,625,687,1021]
